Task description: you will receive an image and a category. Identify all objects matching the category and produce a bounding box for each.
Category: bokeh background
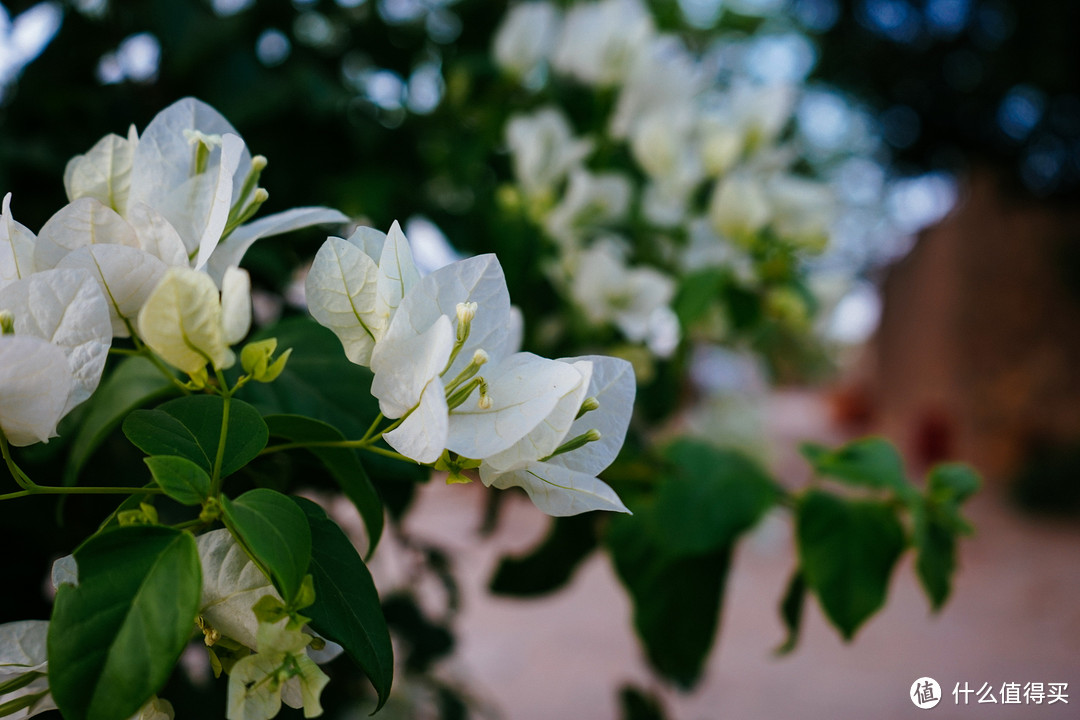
[1,0,1078,718]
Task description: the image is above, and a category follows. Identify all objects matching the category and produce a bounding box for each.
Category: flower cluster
[493,0,847,355]
[0,98,345,443]
[307,221,635,515]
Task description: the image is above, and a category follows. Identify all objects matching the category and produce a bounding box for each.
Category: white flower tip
[472,348,489,366]
[456,301,478,324]
[477,394,493,410]
[253,188,269,202]
[182,128,223,147]
[585,429,602,443]
[251,155,268,171]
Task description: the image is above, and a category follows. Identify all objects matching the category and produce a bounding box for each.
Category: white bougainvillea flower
[708,173,772,242]
[131,697,175,720]
[196,529,283,650]
[137,266,251,374]
[306,221,420,366]
[0,193,36,289]
[568,238,678,352]
[479,355,634,515]
[551,0,653,87]
[63,124,139,216]
[543,168,632,248]
[609,34,701,140]
[227,621,329,720]
[0,620,57,719]
[766,173,836,247]
[506,108,593,206]
[492,1,562,86]
[0,268,112,446]
[367,253,585,464]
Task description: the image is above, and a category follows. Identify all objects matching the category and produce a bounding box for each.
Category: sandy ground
[364,391,1080,720]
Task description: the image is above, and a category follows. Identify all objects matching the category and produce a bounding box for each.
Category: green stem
[360,412,385,444]
[210,368,233,496]
[260,439,414,464]
[128,335,192,395]
[0,429,34,490]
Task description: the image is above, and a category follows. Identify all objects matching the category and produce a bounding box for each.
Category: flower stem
[209,367,233,497]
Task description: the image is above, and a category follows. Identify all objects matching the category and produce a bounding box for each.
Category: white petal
[206,207,350,286]
[382,254,512,378]
[445,352,585,459]
[382,380,448,464]
[197,529,282,650]
[346,225,386,262]
[548,355,635,475]
[227,653,284,720]
[193,133,245,271]
[370,314,453,418]
[131,697,174,720]
[0,268,112,415]
[56,245,168,337]
[305,236,382,366]
[34,198,139,271]
[129,97,253,215]
[481,461,629,516]
[221,267,252,345]
[482,360,592,472]
[63,128,138,214]
[1,193,37,287]
[0,620,50,674]
[0,336,71,446]
[126,201,189,267]
[137,267,228,373]
[51,555,78,590]
[376,220,420,322]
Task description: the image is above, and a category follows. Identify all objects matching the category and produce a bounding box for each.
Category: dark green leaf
[124,395,268,479]
[64,357,178,486]
[927,463,981,505]
[800,437,913,496]
[674,269,724,326]
[796,490,906,639]
[653,439,779,556]
[292,497,393,712]
[144,455,211,505]
[264,415,383,555]
[490,514,597,596]
[607,508,730,689]
[222,488,311,603]
[913,501,956,611]
[238,318,381,438]
[48,526,200,720]
[774,570,806,655]
[619,685,668,720]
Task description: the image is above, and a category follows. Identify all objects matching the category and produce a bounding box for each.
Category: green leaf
[774,570,806,655]
[619,685,668,720]
[607,507,730,689]
[653,439,779,556]
[927,463,981,506]
[292,497,393,712]
[913,501,955,611]
[796,490,906,640]
[489,514,598,596]
[673,268,724,326]
[144,455,211,505]
[238,318,381,438]
[222,488,311,604]
[800,437,912,496]
[264,415,383,555]
[48,526,201,720]
[124,395,268,479]
[64,357,178,486]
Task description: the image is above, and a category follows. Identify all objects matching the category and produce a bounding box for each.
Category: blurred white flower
[708,173,771,242]
[492,2,561,86]
[551,0,653,87]
[544,169,632,247]
[506,107,593,206]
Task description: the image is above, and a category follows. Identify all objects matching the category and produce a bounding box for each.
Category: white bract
[137,266,251,374]
[506,108,593,207]
[305,221,420,366]
[197,529,283,650]
[0,193,35,289]
[479,355,634,515]
[0,268,112,446]
[551,0,653,87]
[543,168,632,248]
[0,620,55,719]
[492,1,561,85]
[39,98,346,336]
